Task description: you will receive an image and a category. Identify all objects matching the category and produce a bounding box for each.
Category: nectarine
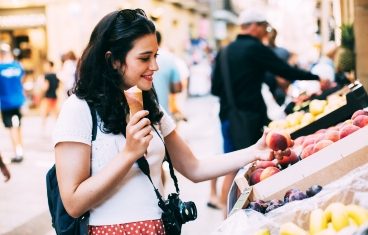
[312,139,333,153]
[260,166,280,181]
[351,109,368,120]
[339,124,360,139]
[323,130,340,142]
[300,144,315,159]
[353,115,368,128]
[278,150,299,168]
[254,160,277,169]
[266,130,292,151]
[249,168,264,185]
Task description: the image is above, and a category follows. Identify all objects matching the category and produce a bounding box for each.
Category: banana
[348,217,359,227]
[279,222,308,235]
[323,203,349,231]
[253,228,270,235]
[310,208,328,234]
[346,204,368,226]
[314,228,337,235]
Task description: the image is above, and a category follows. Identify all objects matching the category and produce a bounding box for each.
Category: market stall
[214,82,368,235]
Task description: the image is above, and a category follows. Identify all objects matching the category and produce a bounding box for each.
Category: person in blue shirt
[153,31,182,115]
[0,43,25,163]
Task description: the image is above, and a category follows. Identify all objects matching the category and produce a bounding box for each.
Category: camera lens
[180,201,197,222]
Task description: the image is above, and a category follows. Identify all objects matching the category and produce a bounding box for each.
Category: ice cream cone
[124,86,143,116]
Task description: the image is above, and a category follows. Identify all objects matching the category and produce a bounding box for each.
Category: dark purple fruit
[284,189,307,203]
[283,189,299,203]
[265,199,284,213]
[247,201,264,213]
[306,185,323,197]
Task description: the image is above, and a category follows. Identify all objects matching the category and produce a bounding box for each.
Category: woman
[53,9,288,235]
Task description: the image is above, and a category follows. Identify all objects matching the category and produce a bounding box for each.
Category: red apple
[353,115,368,128]
[339,124,360,139]
[313,139,334,153]
[300,144,315,159]
[260,166,280,181]
[351,109,368,120]
[249,168,264,185]
[266,130,292,151]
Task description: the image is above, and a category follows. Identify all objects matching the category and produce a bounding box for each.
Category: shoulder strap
[151,125,180,194]
[220,47,236,109]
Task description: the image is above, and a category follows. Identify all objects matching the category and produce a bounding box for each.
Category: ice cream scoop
[124,86,143,116]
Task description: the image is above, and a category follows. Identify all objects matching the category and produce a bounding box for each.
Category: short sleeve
[159,107,176,137]
[52,95,93,146]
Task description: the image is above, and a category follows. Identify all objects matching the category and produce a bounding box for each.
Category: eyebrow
[139,51,154,55]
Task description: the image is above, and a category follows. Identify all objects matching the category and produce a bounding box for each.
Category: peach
[249,168,264,185]
[300,144,315,159]
[278,150,299,168]
[260,166,280,181]
[315,129,327,134]
[294,136,305,146]
[302,136,318,148]
[266,130,292,151]
[353,115,368,128]
[254,160,277,169]
[313,139,334,153]
[351,109,368,120]
[339,124,360,139]
[323,129,340,142]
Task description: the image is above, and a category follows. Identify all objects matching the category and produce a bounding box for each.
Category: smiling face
[113,33,159,91]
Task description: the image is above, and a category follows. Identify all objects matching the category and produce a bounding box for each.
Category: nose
[150,58,159,71]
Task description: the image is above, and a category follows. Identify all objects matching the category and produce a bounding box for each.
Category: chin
[138,82,153,91]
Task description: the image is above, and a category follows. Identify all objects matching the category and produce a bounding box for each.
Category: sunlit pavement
[0,95,225,235]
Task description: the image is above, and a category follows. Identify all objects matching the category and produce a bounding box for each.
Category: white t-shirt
[53,94,176,225]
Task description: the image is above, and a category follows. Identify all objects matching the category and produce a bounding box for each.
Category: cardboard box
[228,125,368,214]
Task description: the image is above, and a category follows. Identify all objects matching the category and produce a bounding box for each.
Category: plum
[306,185,323,197]
[265,199,284,213]
[247,201,264,213]
[284,189,307,203]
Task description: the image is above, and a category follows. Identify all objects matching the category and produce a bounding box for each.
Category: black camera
[159,193,197,235]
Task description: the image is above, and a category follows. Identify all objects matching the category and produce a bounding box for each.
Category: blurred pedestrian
[263,27,292,106]
[153,31,182,115]
[52,9,290,234]
[211,8,327,216]
[0,42,25,163]
[40,60,60,131]
[58,50,77,97]
[0,153,10,182]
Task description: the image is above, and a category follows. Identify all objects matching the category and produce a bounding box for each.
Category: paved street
[0,95,226,235]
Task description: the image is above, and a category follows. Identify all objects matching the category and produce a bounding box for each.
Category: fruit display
[278,203,368,235]
[219,163,368,235]
[290,83,368,138]
[268,82,368,139]
[294,109,368,159]
[246,185,322,214]
[246,109,367,186]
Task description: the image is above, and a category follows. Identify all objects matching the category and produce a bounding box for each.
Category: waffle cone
[124,86,143,115]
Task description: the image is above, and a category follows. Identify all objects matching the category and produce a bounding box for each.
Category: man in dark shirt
[211,9,326,213]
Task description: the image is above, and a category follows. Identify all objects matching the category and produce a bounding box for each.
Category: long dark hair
[73,9,163,134]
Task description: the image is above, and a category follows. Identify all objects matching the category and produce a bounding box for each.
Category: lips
[142,74,153,81]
